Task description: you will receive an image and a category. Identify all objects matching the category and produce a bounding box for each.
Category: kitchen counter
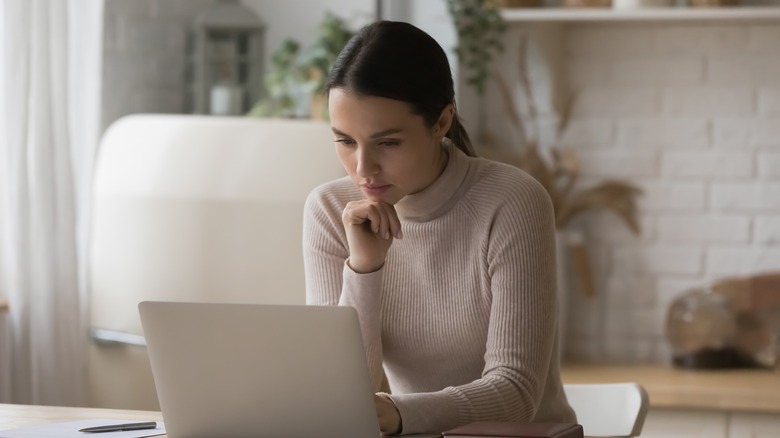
[562,363,780,414]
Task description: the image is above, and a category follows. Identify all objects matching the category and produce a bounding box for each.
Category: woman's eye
[378,140,400,147]
[334,138,356,146]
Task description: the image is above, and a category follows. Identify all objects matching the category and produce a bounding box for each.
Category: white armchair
[88,115,343,410]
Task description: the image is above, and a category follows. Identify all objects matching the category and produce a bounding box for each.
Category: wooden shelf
[502,6,780,22]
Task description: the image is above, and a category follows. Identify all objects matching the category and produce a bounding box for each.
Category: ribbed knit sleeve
[302,185,348,307]
[302,182,385,391]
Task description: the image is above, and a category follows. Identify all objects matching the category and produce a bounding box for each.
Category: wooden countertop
[562,363,780,414]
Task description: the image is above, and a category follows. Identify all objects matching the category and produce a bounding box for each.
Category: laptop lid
[139,301,381,438]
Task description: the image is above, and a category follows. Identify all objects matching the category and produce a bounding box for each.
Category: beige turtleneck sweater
[303,143,576,435]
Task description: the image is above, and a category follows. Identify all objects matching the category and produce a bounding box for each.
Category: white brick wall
[711,182,780,211]
[755,216,780,244]
[661,151,753,179]
[653,25,748,54]
[639,181,707,212]
[613,245,703,276]
[574,87,659,116]
[555,21,780,364]
[615,117,709,149]
[749,25,780,54]
[577,150,659,178]
[559,117,613,149]
[707,247,780,277]
[661,87,754,117]
[658,215,751,243]
[610,55,704,87]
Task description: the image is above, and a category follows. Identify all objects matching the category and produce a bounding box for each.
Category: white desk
[0,403,442,437]
[0,403,163,432]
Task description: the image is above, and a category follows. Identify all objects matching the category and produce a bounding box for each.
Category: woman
[303,20,575,435]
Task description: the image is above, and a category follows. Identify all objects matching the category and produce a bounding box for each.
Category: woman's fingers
[375,204,391,240]
[343,201,378,231]
[374,202,402,240]
[341,200,400,274]
[343,200,402,240]
[382,203,402,239]
[365,204,382,234]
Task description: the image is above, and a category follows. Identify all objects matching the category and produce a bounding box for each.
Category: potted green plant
[445,0,507,97]
[248,12,354,119]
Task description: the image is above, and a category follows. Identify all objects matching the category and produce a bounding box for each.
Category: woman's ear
[434,104,455,140]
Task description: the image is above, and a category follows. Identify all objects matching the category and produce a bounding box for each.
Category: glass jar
[666,288,757,369]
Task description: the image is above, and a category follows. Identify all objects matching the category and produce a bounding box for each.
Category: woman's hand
[342,200,402,273]
[374,393,402,434]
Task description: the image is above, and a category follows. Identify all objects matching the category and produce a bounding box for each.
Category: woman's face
[328,88,452,205]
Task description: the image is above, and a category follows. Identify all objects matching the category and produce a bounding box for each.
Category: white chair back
[564,382,649,438]
[88,115,345,410]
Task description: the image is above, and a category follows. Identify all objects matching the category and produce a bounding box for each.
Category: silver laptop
[139,301,381,438]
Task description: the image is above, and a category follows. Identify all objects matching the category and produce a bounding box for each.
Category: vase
[556,229,596,361]
[209,82,242,116]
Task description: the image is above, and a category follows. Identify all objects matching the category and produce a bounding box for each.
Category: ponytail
[446,114,477,157]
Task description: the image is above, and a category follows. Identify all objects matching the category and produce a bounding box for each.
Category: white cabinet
[641,408,728,438]
[640,409,780,438]
[729,412,780,438]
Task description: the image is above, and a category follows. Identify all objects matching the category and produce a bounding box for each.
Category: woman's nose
[355,147,379,177]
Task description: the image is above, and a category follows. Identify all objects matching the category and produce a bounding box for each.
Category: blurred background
[1,1,779,436]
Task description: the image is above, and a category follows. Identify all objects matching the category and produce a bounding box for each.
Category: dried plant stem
[486,31,642,236]
[491,69,525,140]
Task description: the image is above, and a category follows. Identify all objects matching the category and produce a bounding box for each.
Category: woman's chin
[362,187,402,205]
[368,194,401,205]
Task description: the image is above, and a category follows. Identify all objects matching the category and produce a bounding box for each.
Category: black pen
[79,421,157,433]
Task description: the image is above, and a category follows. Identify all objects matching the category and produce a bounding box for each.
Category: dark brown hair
[327,21,476,157]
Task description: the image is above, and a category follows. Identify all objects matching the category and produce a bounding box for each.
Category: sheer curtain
[0,0,103,405]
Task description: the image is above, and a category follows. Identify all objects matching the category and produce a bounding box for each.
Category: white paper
[0,419,165,438]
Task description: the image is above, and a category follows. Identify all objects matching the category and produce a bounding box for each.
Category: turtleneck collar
[395,138,475,222]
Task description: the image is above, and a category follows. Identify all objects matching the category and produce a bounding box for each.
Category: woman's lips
[361,184,390,197]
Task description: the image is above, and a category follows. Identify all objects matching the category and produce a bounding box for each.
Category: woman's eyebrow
[370,128,403,139]
[331,127,403,139]
[331,127,350,137]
